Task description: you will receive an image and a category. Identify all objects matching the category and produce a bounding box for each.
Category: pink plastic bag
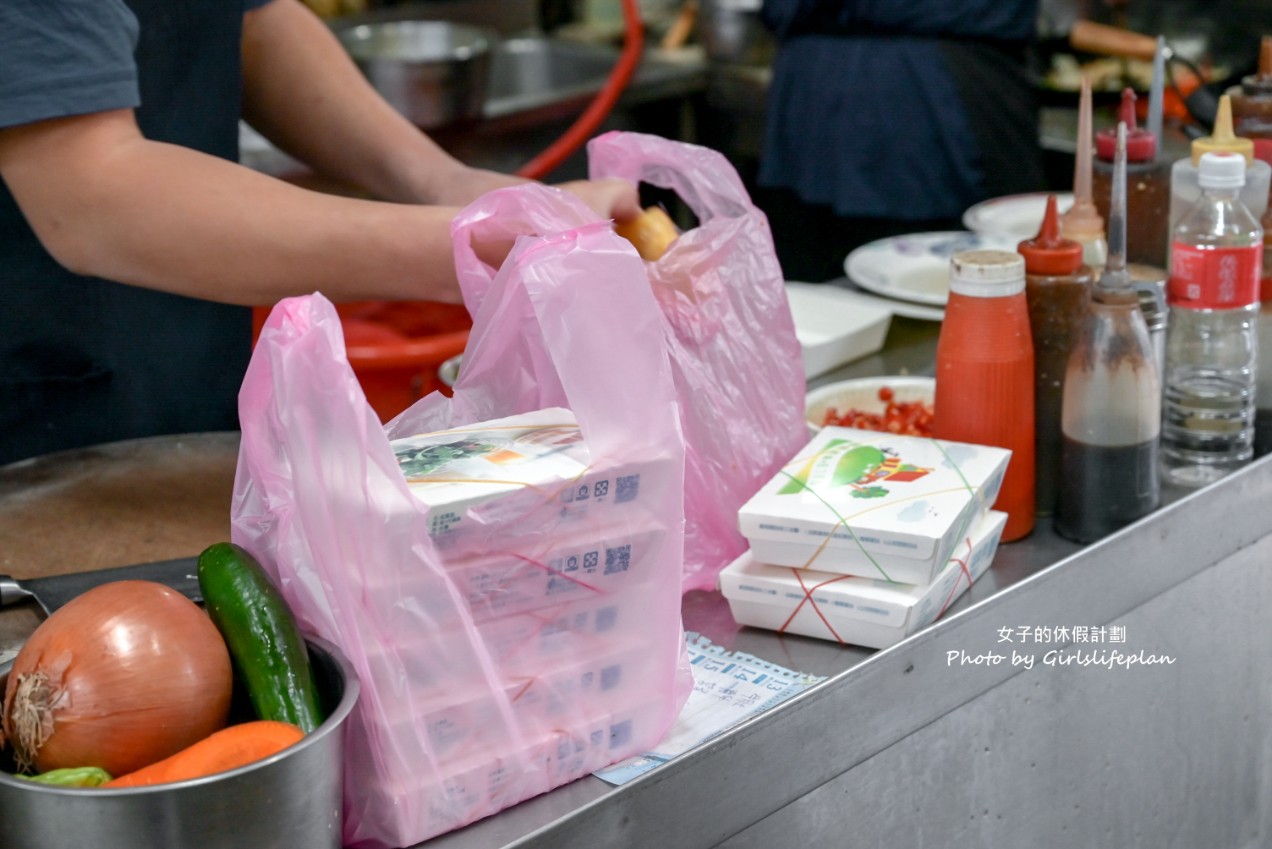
[589,132,809,592]
[231,184,692,848]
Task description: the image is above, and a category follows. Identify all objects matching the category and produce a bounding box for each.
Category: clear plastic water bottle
[1161,151,1265,486]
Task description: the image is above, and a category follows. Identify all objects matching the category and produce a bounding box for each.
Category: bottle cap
[1198,151,1247,189]
[1062,76,1107,244]
[949,250,1025,297]
[1096,89,1157,162]
[1240,34,1272,95]
[1190,95,1255,165]
[1017,195,1084,276]
[1093,280,1141,306]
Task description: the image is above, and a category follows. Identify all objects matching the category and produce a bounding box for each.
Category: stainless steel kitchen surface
[448,35,704,175]
[408,316,1272,849]
[2,316,1267,847]
[241,6,706,183]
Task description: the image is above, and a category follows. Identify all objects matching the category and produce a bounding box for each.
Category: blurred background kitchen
[237,0,1272,421]
[249,0,1272,213]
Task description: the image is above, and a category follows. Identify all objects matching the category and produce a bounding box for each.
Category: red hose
[515,0,645,180]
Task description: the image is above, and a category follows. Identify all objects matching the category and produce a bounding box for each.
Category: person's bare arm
[239,0,511,206]
[0,109,463,306]
[239,0,640,219]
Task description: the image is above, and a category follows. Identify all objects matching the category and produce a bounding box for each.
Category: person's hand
[556,178,641,223]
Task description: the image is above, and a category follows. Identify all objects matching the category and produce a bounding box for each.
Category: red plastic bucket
[252,301,471,422]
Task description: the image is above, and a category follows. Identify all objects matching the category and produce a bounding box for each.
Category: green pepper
[15,766,113,787]
[197,542,324,733]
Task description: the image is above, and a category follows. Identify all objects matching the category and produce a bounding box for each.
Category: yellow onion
[1,580,232,776]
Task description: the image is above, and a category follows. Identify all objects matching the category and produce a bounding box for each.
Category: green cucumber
[196,542,323,733]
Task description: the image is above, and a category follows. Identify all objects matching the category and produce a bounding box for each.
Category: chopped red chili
[820,386,934,437]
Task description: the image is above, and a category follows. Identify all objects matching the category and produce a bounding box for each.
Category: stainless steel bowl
[0,637,359,849]
[699,0,774,66]
[338,20,496,128]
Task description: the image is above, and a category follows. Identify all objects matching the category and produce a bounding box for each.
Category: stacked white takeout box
[721,426,1011,649]
[352,408,680,833]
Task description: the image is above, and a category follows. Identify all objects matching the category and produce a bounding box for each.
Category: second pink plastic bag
[231,184,692,848]
[443,133,810,593]
[590,132,809,592]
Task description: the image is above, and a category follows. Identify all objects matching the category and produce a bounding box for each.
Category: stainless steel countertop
[420,309,1212,849]
[0,310,1224,848]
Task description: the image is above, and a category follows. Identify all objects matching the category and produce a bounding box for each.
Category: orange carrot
[104,721,304,788]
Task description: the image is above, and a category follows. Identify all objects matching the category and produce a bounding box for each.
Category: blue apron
[0,0,254,466]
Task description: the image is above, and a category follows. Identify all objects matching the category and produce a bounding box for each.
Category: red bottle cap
[1241,34,1272,93]
[1096,88,1157,162]
[1017,195,1084,276]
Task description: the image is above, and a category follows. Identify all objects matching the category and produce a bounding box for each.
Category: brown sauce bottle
[1019,196,1095,516]
[1092,89,1171,269]
[1228,35,1272,168]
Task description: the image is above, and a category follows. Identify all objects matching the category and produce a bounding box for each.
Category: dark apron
[0,0,253,467]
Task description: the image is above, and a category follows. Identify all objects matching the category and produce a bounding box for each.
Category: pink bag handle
[450,184,601,317]
[587,131,755,224]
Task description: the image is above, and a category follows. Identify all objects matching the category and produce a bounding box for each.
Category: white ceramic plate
[962,192,1075,242]
[843,231,1016,308]
[785,282,893,379]
[805,375,935,432]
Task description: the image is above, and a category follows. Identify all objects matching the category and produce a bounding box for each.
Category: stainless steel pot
[0,637,360,849]
[699,0,773,66]
[337,20,496,128]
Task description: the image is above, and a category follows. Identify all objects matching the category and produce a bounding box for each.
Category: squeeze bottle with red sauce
[934,250,1035,541]
[1019,196,1094,517]
[1092,88,1171,268]
[1061,76,1108,273]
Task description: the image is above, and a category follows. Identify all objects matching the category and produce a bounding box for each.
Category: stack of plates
[963,192,1075,242]
[841,231,1015,321]
[836,192,1073,321]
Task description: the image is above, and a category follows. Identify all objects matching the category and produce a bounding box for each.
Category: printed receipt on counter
[594,633,824,785]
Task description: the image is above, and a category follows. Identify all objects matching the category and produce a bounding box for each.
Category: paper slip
[593,632,824,785]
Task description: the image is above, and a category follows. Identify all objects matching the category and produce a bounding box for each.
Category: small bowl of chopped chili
[805,376,936,437]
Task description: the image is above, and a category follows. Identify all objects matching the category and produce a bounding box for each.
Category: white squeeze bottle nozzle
[1101,122,1131,292]
[1167,94,1272,257]
[1147,36,1167,153]
[1060,75,1108,272]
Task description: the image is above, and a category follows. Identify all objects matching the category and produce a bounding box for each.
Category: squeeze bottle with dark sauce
[1092,88,1171,269]
[1056,123,1161,544]
[1019,195,1095,516]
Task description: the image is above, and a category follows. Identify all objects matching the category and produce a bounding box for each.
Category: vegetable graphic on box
[777,441,931,499]
[397,439,508,478]
[396,426,585,480]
